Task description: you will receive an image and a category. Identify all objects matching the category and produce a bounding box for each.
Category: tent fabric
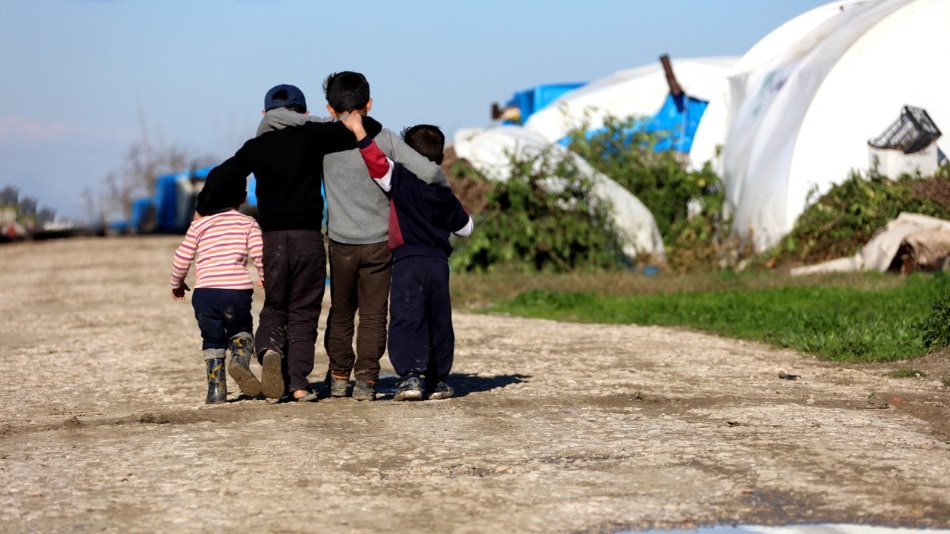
[790,213,950,275]
[504,83,587,125]
[648,93,709,154]
[719,0,950,252]
[689,2,865,172]
[452,125,666,263]
[523,56,738,147]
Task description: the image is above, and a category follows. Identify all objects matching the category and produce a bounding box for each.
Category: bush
[449,148,626,273]
[921,273,950,351]
[767,170,950,266]
[566,115,750,271]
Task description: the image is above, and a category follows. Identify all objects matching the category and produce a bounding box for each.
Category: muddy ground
[0,236,948,533]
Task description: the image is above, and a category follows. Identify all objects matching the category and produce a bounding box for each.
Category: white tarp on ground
[523,56,738,148]
[790,212,950,275]
[452,125,666,263]
[720,0,950,252]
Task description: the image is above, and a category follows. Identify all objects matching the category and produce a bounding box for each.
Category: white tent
[720,0,950,252]
[452,126,666,263]
[523,56,738,147]
[689,2,865,172]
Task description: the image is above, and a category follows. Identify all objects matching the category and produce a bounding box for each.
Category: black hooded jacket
[196,117,381,232]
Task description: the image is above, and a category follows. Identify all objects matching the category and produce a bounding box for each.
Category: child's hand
[256,279,264,289]
[172,282,190,300]
[342,113,367,140]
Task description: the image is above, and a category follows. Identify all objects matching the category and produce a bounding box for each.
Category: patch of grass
[454,271,944,363]
[451,268,908,310]
[888,369,926,378]
[942,377,950,388]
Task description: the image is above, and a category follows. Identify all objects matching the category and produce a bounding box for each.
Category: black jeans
[324,240,392,382]
[255,230,326,393]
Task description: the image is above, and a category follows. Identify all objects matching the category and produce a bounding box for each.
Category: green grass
[457,271,948,363]
[888,369,926,378]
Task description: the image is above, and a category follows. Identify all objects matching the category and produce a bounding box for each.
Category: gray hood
[256,107,329,137]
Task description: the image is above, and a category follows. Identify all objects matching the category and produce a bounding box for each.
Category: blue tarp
[559,92,709,154]
[504,83,586,125]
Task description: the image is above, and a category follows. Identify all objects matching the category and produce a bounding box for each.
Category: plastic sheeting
[524,56,738,153]
[453,125,665,263]
[790,213,950,275]
[719,0,950,252]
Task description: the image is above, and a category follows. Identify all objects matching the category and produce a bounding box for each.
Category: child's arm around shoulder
[376,130,450,188]
[307,114,382,155]
[343,113,395,192]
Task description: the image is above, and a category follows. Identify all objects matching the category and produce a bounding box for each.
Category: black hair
[323,71,370,113]
[401,124,445,165]
[269,89,307,114]
[202,187,247,213]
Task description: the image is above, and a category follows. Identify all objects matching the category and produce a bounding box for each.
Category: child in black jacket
[196,84,382,402]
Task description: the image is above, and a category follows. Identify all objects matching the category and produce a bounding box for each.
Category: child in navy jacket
[343,114,473,400]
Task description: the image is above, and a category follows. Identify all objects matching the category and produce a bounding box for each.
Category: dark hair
[323,71,370,112]
[269,89,307,114]
[402,124,445,165]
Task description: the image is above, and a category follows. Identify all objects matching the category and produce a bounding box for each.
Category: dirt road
[0,236,947,533]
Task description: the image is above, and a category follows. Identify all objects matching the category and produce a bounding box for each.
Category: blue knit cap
[264,84,307,111]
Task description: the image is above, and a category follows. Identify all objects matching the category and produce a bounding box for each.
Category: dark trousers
[324,240,392,382]
[387,255,454,381]
[192,288,254,350]
[255,230,326,393]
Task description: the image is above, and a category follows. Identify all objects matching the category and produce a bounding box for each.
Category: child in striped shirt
[170,191,265,404]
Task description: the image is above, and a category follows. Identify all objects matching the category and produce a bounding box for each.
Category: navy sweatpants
[192,288,254,351]
[387,255,454,380]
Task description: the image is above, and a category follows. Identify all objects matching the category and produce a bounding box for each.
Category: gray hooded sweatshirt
[257,108,450,245]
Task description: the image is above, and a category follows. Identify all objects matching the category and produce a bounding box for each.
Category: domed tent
[719,0,950,252]
[523,56,738,158]
[452,125,666,263]
[689,1,866,172]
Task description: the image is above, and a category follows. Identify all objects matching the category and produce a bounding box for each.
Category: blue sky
[0,0,831,222]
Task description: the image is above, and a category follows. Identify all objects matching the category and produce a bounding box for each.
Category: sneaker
[393,376,423,401]
[327,373,349,397]
[352,380,376,401]
[260,350,286,399]
[427,381,454,400]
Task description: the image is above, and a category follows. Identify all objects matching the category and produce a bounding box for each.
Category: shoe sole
[228,360,262,398]
[393,390,423,401]
[260,352,285,399]
[428,391,454,400]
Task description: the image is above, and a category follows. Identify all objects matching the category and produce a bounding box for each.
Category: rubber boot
[228,332,261,398]
[206,358,227,404]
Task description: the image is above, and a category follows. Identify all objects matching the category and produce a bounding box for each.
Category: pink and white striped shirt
[169,210,264,290]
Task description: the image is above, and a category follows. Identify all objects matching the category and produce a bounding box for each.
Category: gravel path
[0,236,947,533]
